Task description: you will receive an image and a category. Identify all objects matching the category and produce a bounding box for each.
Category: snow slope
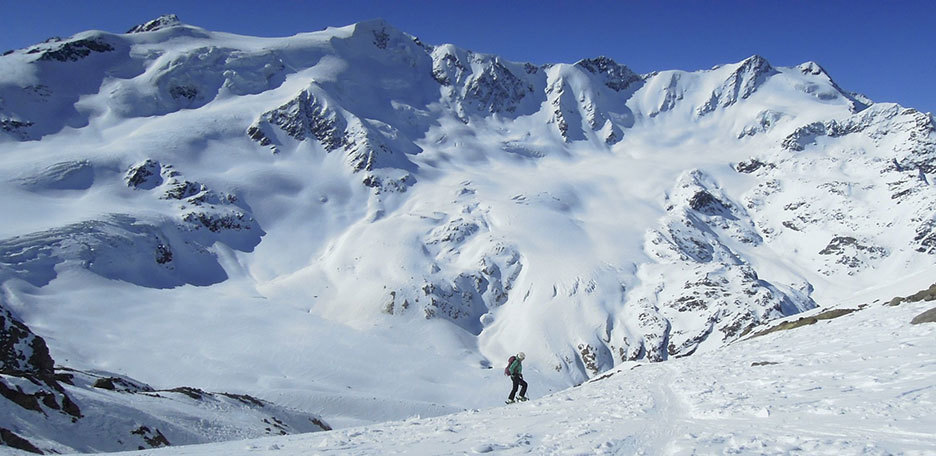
[90,279,936,456]
[1,15,936,453]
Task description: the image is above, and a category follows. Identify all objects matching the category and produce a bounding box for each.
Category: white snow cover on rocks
[98,274,936,455]
[1,15,935,454]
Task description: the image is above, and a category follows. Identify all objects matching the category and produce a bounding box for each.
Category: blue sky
[2,0,934,114]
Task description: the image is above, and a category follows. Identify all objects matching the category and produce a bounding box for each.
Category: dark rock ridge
[3,288,329,453]
[697,55,777,116]
[1,304,82,454]
[1,307,55,381]
[575,57,643,92]
[127,14,182,34]
[0,350,330,453]
[28,38,114,62]
[462,59,534,114]
[636,170,808,360]
[247,85,417,193]
[383,194,523,335]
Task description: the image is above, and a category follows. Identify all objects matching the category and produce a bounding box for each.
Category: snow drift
[1,15,935,453]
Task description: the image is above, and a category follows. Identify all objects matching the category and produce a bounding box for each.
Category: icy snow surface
[99,289,936,455]
[1,16,935,454]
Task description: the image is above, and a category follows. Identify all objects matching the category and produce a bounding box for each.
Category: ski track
[3,17,936,456]
[98,300,936,456]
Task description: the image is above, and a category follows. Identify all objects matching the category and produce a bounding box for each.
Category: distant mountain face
[1,15,935,452]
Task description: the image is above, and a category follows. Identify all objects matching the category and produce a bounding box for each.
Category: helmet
[517,352,526,360]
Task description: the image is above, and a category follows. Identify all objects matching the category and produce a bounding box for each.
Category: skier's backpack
[504,355,516,376]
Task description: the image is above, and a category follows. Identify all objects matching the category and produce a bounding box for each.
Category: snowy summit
[0,15,934,455]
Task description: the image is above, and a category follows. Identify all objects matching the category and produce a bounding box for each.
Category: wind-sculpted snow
[0,215,223,288]
[0,32,139,141]
[1,159,261,289]
[2,16,936,452]
[108,46,287,117]
[16,160,95,191]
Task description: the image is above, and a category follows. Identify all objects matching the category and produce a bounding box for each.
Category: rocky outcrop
[462,59,534,115]
[697,55,777,116]
[430,47,538,120]
[126,14,182,34]
[249,88,345,149]
[1,364,330,454]
[248,85,417,193]
[738,110,787,138]
[1,156,263,289]
[0,118,33,140]
[379,187,523,335]
[650,73,684,118]
[818,236,888,274]
[1,307,55,381]
[125,159,163,190]
[2,300,330,453]
[28,38,114,62]
[1,303,82,454]
[575,57,643,92]
[633,170,810,359]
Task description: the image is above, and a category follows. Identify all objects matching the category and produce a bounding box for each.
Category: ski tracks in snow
[126,363,693,455]
[110,301,935,455]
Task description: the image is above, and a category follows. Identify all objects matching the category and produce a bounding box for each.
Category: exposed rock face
[1,306,55,380]
[462,59,533,114]
[650,73,684,118]
[3,19,936,443]
[627,170,806,360]
[0,118,34,140]
[575,57,643,92]
[911,307,936,324]
[0,360,331,454]
[29,38,114,62]
[247,85,417,193]
[250,87,346,149]
[697,55,777,116]
[382,191,523,335]
[430,47,538,120]
[3,277,330,453]
[126,14,182,33]
[818,236,888,274]
[1,303,82,455]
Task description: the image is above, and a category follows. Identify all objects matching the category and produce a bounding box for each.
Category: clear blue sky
[2,0,934,114]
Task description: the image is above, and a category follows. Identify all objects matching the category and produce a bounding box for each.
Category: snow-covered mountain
[100,279,936,455]
[1,15,935,453]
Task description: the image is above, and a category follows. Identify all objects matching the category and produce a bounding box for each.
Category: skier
[505,352,528,403]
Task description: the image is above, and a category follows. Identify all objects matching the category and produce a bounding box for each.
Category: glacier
[0,15,934,453]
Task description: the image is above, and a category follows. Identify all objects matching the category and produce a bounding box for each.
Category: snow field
[91,295,935,456]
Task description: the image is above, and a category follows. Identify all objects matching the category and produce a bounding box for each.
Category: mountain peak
[575,56,642,92]
[126,14,182,34]
[795,61,872,112]
[797,61,827,77]
[344,18,415,50]
[738,54,773,72]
